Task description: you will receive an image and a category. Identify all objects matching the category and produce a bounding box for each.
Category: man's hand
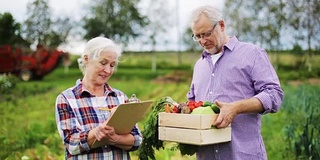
[212,100,237,128]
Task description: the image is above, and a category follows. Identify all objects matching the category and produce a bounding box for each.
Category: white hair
[191,6,223,27]
[78,37,122,75]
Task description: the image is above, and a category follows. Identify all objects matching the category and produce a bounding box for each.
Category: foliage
[0,74,19,94]
[138,96,199,159]
[282,86,320,159]
[177,143,198,156]
[224,0,320,72]
[0,52,319,160]
[24,0,51,45]
[141,0,172,51]
[287,0,320,72]
[138,97,166,160]
[182,28,203,52]
[23,0,73,48]
[291,43,304,56]
[83,0,148,45]
[0,12,29,46]
[223,0,320,53]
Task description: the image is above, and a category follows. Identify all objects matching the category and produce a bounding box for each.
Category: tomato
[173,106,179,113]
[195,101,203,107]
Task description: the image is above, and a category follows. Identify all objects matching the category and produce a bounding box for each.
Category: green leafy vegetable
[139,97,172,160]
[177,143,198,156]
[138,96,198,159]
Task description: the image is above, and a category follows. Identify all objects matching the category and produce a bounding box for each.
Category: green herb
[139,97,170,160]
[138,96,198,159]
[177,143,198,156]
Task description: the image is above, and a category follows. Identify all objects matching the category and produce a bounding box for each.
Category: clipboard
[91,100,153,148]
[107,100,153,134]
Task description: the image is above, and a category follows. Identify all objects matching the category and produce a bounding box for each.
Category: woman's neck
[82,78,105,96]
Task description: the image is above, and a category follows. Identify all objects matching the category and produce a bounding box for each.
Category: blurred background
[0,0,319,159]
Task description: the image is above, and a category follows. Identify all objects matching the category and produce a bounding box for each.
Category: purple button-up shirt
[187,36,284,160]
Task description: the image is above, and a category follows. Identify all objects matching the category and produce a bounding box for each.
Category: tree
[83,0,148,45]
[223,0,254,43]
[224,0,282,49]
[262,0,288,70]
[140,0,172,72]
[24,0,51,46]
[47,17,74,48]
[288,0,320,72]
[23,0,73,48]
[0,12,28,46]
[182,27,202,52]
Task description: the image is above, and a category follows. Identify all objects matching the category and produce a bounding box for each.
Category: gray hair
[78,37,122,75]
[191,6,223,27]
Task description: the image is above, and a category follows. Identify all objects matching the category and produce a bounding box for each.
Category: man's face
[192,15,223,54]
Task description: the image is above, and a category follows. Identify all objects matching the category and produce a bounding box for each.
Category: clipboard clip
[129,94,140,103]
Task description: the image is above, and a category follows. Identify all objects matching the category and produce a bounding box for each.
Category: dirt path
[288,78,320,86]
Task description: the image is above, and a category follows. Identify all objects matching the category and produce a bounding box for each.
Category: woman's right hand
[93,107,119,145]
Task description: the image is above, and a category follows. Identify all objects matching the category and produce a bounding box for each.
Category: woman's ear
[83,54,89,65]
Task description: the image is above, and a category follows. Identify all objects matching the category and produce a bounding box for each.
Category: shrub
[0,74,19,93]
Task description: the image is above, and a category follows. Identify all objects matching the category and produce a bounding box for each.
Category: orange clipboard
[91,100,153,148]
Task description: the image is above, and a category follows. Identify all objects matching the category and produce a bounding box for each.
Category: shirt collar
[201,36,239,59]
[74,79,116,98]
[223,35,238,52]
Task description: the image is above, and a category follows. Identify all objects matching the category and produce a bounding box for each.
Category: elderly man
[187,6,284,160]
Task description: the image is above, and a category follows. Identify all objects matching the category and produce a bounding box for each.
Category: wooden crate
[158,112,218,129]
[158,112,231,145]
[159,126,231,145]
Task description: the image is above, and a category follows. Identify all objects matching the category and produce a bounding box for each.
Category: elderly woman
[55,37,142,159]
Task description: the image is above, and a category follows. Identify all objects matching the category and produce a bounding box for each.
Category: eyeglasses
[192,22,218,41]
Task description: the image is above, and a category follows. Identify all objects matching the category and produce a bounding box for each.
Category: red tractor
[0,45,67,81]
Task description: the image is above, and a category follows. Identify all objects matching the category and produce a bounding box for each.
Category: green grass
[0,51,319,160]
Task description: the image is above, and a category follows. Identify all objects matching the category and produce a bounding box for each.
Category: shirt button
[212,73,215,76]
[215,150,218,153]
[209,91,213,95]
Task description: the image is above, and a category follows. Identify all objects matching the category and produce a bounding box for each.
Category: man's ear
[219,20,225,31]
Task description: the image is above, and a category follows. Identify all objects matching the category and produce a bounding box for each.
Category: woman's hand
[94,121,120,145]
[94,107,119,145]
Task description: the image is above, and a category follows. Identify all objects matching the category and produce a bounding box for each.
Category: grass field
[1,51,319,159]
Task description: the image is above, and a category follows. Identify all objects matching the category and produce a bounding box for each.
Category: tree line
[1,0,319,54]
[222,0,320,71]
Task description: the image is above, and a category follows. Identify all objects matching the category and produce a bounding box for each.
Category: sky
[0,0,225,54]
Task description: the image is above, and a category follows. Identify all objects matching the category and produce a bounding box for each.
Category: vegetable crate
[158,112,231,145]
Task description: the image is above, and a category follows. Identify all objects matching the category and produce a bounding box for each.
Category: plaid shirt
[55,79,142,160]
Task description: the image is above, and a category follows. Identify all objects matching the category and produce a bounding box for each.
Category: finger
[212,114,223,126]
[94,128,102,140]
[214,100,223,108]
[216,120,229,129]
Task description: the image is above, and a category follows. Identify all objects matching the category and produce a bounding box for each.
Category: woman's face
[85,51,117,86]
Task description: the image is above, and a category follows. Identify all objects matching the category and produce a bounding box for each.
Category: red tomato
[195,101,203,107]
[173,106,179,113]
[187,100,196,107]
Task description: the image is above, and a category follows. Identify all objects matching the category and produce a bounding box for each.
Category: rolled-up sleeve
[55,94,91,155]
[187,83,195,101]
[252,49,284,114]
[129,124,143,151]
